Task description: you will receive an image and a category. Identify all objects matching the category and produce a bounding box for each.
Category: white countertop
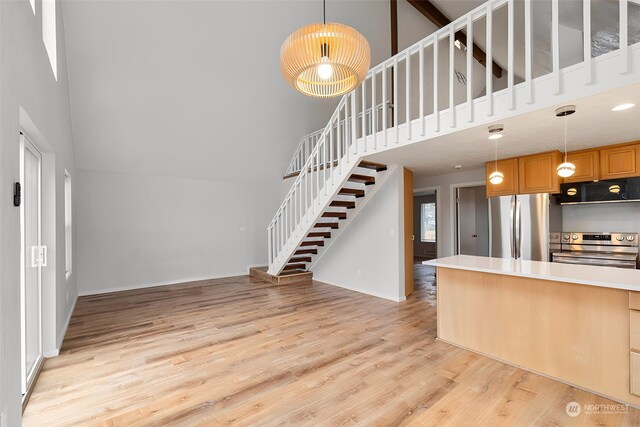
[424,255,640,291]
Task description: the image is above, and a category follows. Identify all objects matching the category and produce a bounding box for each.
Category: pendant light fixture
[489,125,504,185]
[556,105,576,178]
[280,0,371,98]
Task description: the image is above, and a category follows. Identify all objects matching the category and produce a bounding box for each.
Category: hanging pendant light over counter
[280,0,370,98]
[556,105,576,178]
[488,125,504,185]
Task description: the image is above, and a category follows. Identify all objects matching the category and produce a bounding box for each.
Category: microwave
[560,177,640,205]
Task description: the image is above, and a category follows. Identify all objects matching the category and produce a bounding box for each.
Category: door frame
[450,181,485,255]
[20,133,45,399]
[414,186,441,259]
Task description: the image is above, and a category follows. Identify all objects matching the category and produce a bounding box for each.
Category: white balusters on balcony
[269,0,639,275]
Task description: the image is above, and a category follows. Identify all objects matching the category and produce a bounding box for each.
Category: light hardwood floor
[24,265,640,426]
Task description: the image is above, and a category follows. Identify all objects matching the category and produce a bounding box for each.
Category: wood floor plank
[23,265,640,426]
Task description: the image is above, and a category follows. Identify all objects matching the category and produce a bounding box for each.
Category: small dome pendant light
[280,0,371,98]
[489,125,504,185]
[556,105,576,178]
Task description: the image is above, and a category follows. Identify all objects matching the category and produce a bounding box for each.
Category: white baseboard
[77,272,251,297]
[44,295,78,358]
[315,278,406,302]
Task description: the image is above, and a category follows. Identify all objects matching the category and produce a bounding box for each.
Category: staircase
[267,0,640,277]
[281,160,387,273]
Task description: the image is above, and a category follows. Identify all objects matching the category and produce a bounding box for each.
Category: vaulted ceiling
[62,0,639,185]
[62,0,391,184]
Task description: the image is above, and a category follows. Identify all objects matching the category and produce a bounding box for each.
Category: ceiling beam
[406,0,503,78]
[391,0,398,56]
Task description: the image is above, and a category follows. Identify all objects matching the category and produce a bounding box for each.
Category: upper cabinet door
[518,151,562,194]
[600,143,640,180]
[564,149,600,183]
[486,158,519,197]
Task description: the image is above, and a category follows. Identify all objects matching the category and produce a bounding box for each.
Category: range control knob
[617,235,625,241]
[563,234,570,240]
[627,235,636,242]
[572,234,579,240]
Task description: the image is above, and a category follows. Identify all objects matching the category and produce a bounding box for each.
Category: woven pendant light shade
[280,23,370,98]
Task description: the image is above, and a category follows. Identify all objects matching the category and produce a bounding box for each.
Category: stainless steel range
[551,232,639,269]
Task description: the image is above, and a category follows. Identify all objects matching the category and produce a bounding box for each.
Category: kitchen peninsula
[426,255,640,406]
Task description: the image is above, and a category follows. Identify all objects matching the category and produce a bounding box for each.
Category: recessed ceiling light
[488,134,504,140]
[612,103,635,111]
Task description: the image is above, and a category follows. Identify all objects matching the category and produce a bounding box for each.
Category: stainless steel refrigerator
[488,194,562,262]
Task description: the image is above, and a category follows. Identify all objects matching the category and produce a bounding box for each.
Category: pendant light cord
[494,142,498,173]
[323,0,326,24]
[563,114,568,162]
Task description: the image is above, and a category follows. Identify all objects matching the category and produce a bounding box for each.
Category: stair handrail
[284,103,386,178]
[284,129,324,178]
[268,94,355,268]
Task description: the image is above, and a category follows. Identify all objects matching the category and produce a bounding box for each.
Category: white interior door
[21,134,44,395]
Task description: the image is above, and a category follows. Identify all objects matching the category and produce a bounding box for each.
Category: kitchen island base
[436,266,640,407]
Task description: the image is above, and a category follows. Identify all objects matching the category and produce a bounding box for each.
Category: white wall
[562,203,640,235]
[65,0,393,298]
[76,169,280,295]
[0,0,76,423]
[414,167,486,258]
[312,167,405,302]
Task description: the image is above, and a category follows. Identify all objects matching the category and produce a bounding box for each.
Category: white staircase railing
[284,103,386,178]
[284,129,323,178]
[268,0,640,275]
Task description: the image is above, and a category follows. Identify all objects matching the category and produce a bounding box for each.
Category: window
[64,170,72,279]
[42,0,57,79]
[421,202,436,242]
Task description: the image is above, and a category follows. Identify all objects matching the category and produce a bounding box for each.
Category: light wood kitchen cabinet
[632,352,640,396]
[485,158,519,197]
[631,310,640,352]
[564,149,600,183]
[518,151,562,194]
[600,142,640,180]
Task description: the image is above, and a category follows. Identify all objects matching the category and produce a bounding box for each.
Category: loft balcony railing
[269,0,640,275]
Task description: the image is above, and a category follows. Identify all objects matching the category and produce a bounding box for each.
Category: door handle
[411,235,415,241]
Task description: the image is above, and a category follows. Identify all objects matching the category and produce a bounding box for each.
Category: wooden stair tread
[283,264,306,271]
[314,222,339,229]
[359,160,387,172]
[249,266,312,285]
[295,248,318,255]
[308,231,331,238]
[289,256,312,263]
[322,212,347,219]
[300,240,324,247]
[338,188,365,198]
[330,200,355,209]
[348,174,375,185]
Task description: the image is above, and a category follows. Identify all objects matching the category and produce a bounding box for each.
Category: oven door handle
[553,256,637,268]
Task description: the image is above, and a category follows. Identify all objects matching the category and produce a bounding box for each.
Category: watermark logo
[566,401,581,417]
[565,401,628,417]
